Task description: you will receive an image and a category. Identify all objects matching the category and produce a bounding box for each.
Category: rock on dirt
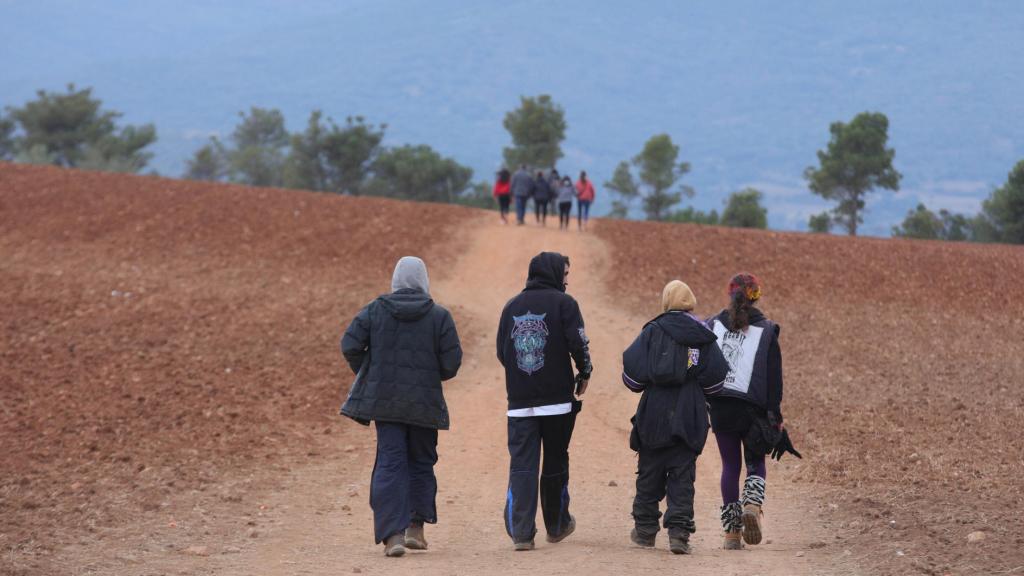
[967,531,986,543]
[183,545,209,556]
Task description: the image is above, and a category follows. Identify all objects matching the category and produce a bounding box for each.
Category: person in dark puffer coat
[340,256,462,557]
[621,280,728,554]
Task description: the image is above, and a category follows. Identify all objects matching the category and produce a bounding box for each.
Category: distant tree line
[890,160,1024,244]
[183,107,479,206]
[2,86,1021,243]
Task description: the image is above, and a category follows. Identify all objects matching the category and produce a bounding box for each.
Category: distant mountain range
[2,0,1022,235]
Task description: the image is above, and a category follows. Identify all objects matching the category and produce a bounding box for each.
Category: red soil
[3,161,1022,576]
[596,219,1024,576]
[0,163,473,574]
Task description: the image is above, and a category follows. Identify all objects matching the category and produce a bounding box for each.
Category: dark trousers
[370,421,438,544]
[534,199,549,222]
[504,411,577,543]
[498,195,511,218]
[632,444,697,539]
[558,202,572,228]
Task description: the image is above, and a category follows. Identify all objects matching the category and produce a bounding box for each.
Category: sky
[1,0,1022,235]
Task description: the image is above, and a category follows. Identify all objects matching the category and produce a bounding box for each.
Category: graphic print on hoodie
[497,252,592,410]
[512,312,548,374]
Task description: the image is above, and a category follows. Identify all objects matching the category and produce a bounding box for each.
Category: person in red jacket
[494,168,512,224]
[575,171,595,231]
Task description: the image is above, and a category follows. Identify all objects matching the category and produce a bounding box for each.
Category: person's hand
[574,373,590,397]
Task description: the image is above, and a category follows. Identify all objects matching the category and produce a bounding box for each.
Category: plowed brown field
[0,163,475,575]
[2,162,1022,576]
[596,219,1024,575]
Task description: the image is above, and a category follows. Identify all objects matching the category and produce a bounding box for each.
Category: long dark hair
[727,290,753,331]
[726,273,762,331]
[497,168,511,183]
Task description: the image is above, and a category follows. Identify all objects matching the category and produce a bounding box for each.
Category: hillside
[0,163,477,574]
[3,1,1023,232]
[1,163,1022,575]
[597,219,1024,574]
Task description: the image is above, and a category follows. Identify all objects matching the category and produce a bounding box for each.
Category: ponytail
[727,289,752,331]
[726,272,762,331]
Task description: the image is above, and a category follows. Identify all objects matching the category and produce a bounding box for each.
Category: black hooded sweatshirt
[621,311,729,453]
[496,252,591,411]
[340,288,462,430]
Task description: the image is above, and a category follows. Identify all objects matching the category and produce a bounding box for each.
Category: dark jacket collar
[714,306,767,326]
[379,288,434,321]
[651,310,717,345]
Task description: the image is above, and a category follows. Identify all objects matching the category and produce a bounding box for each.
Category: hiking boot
[741,475,766,545]
[513,540,535,551]
[405,522,427,550]
[741,503,763,545]
[546,515,576,543]
[630,528,655,548]
[383,533,406,557]
[723,529,743,550]
[669,535,692,555]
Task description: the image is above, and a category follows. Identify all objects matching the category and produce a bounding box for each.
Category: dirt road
[88,216,859,575]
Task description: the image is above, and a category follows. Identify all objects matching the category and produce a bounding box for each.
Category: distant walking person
[548,169,562,215]
[622,281,728,554]
[494,168,512,224]
[340,257,463,557]
[497,252,593,551]
[556,176,575,230]
[533,170,552,225]
[575,171,595,231]
[510,165,535,226]
[706,273,797,550]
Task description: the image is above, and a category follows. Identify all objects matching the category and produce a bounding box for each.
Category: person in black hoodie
[621,280,729,554]
[705,273,784,550]
[340,256,463,557]
[496,252,592,551]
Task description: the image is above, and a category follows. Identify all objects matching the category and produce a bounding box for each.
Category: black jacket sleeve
[496,304,509,367]
[766,325,784,422]
[438,309,463,381]
[341,304,371,374]
[689,340,728,396]
[561,296,592,377]
[621,325,650,393]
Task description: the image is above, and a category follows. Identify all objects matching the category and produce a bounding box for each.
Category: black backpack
[646,320,689,386]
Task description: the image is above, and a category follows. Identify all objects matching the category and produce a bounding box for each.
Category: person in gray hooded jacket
[341,256,463,557]
[510,164,535,225]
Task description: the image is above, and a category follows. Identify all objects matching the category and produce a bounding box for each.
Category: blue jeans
[370,422,438,543]
[577,200,592,226]
[515,196,529,224]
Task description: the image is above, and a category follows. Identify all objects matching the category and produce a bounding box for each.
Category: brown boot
[741,503,763,545]
[741,475,766,545]
[405,522,427,550]
[723,529,743,550]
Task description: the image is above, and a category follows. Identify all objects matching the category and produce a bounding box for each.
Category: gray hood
[391,256,430,294]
